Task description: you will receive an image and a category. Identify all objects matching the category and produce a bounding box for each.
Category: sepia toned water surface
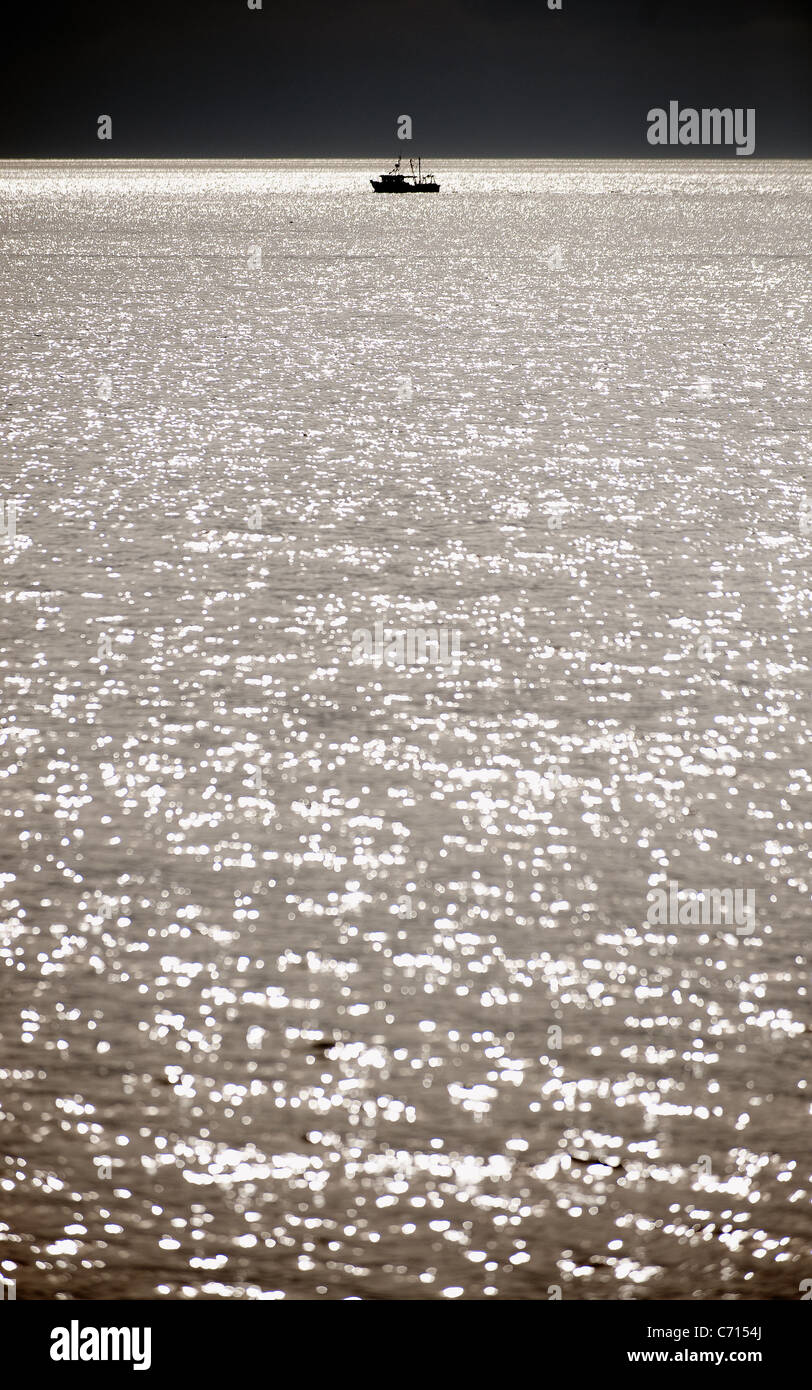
[1,159,810,1300]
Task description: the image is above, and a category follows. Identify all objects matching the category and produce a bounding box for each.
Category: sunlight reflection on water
[0,159,810,1300]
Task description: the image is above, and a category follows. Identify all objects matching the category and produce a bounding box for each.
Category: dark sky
[1,0,809,157]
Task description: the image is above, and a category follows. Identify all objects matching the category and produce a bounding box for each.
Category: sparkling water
[1,159,810,1300]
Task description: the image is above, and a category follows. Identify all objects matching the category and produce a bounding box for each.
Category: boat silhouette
[371,156,439,193]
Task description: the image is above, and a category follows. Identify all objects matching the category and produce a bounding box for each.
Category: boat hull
[371,179,439,193]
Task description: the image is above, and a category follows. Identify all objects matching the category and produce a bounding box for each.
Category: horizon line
[1,154,809,164]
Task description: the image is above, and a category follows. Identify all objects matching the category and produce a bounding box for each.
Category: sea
[0,158,810,1301]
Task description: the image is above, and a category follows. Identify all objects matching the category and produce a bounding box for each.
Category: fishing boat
[371,156,439,193]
